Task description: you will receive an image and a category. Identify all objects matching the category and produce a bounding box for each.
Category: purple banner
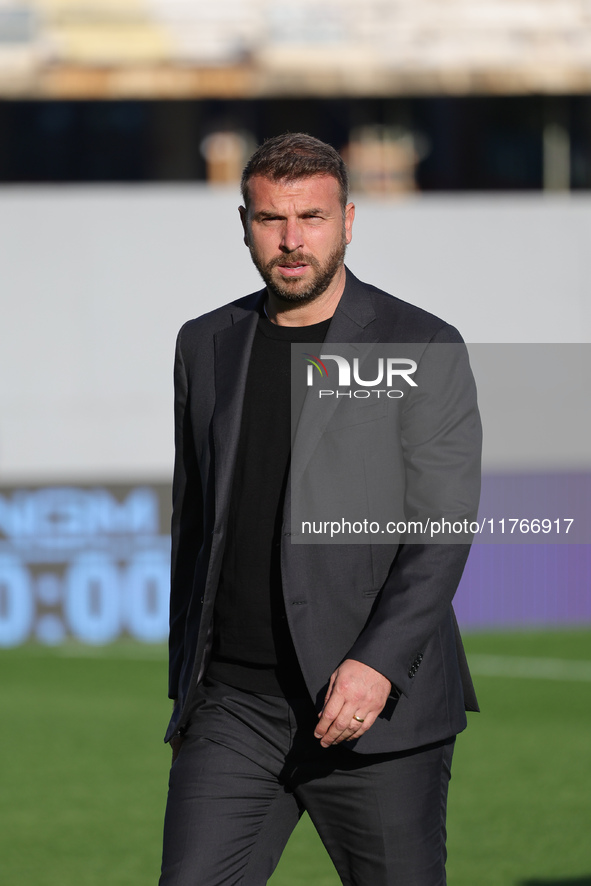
[455,473,591,628]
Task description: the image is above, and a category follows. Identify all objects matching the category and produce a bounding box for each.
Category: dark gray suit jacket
[165,268,481,753]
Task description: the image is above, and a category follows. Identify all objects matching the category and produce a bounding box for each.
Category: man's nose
[280,218,303,252]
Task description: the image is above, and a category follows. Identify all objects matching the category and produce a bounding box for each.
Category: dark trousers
[159,678,455,886]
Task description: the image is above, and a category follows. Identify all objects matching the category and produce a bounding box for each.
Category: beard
[249,236,347,305]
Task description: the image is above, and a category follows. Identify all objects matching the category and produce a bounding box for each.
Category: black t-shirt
[207,313,331,696]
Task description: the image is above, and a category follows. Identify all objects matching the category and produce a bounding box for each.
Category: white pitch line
[468,654,591,682]
[12,648,591,679]
[56,644,168,661]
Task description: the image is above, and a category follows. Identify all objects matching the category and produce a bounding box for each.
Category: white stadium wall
[1,185,590,484]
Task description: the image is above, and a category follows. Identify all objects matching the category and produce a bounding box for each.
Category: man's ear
[344,201,355,245]
[238,206,250,247]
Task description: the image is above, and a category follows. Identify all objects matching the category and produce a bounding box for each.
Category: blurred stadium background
[0,2,590,885]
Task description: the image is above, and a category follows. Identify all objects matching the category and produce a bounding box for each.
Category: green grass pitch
[1,630,589,885]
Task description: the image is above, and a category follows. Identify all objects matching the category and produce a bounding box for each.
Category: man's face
[239,174,355,304]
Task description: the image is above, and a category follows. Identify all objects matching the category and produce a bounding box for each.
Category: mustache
[266,253,319,270]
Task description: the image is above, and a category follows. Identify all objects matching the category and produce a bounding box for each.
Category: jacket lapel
[289,269,380,485]
[324,267,378,345]
[212,302,260,525]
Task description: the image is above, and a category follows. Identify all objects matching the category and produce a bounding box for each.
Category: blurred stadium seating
[2,0,591,98]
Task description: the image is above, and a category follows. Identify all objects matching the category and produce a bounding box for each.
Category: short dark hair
[241,133,349,210]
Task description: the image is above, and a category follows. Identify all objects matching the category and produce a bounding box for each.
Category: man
[159,133,481,886]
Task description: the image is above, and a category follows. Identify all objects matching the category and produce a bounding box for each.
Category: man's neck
[264,265,346,327]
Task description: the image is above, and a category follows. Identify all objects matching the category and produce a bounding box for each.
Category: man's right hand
[170,699,184,763]
[170,732,184,764]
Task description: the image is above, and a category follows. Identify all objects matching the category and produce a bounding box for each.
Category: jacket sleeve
[168,328,203,700]
[346,329,482,697]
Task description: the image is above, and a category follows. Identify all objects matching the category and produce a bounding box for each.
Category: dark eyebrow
[252,210,284,221]
[252,207,326,221]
